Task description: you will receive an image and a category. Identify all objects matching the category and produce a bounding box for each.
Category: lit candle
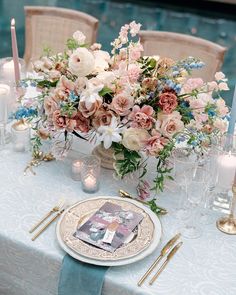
[71,159,83,181]
[0,84,10,122]
[2,59,21,83]
[217,153,236,188]
[11,18,20,84]
[11,120,30,152]
[227,85,236,135]
[82,175,98,193]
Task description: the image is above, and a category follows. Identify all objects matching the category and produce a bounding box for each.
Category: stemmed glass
[182,166,209,239]
[172,148,197,219]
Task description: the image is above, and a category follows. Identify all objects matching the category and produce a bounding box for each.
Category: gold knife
[137,233,181,286]
[31,208,65,241]
[149,241,183,285]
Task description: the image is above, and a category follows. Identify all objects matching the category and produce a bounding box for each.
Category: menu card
[74,202,143,252]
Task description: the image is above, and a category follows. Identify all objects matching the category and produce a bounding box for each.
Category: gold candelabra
[216,184,236,235]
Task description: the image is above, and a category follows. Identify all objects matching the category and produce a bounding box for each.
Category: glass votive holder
[0,82,11,147]
[71,158,84,181]
[11,120,30,152]
[81,155,101,193]
[211,134,236,213]
[0,57,26,85]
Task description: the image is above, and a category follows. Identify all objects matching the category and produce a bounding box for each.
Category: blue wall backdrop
[0,0,235,105]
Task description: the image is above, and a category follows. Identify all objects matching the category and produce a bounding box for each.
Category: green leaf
[66,38,79,50]
[37,80,58,89]
[99,86,113,97]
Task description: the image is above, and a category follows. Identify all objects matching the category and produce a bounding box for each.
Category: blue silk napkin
[58,254,109,295]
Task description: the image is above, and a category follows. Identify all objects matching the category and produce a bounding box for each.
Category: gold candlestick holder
[216,184,236,234]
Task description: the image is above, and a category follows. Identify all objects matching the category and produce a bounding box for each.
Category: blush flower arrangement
[14,21,229,202]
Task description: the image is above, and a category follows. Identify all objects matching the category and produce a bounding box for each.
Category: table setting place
[1,18,236,295]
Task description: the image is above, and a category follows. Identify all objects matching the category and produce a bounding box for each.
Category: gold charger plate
[59,197,155,261]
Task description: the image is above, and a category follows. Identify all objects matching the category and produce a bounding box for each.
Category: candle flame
[11,18,15,27]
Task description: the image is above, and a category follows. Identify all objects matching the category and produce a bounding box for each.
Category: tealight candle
[71,159,83,181]
[81,155,101,193]
[217,152,236,188]
[11,120,30,152]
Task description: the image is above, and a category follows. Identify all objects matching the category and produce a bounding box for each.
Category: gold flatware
[31,208,65,241]
[29,198,65,233]
[149,241,183,285]
[137,233,181,286]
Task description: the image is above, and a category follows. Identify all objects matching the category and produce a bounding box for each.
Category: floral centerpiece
[14,21,229,204]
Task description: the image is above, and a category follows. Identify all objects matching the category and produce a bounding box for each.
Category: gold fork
[29,198,65,233]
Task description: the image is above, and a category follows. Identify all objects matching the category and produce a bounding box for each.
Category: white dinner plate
[56,196,162,266]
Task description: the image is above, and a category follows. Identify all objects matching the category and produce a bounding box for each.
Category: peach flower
[157,111,184,138]
[158,91,178,114]
[52,110,66,129]
[129,105,154,129]
[79,99,102,118]
[213,118,227,133]
[74,111,90,133]
[110,92,134,116]
[92,108,114,129]
[144,130,169,156]
[44,96,58,116]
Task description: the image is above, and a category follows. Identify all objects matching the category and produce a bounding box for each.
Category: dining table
[0,137,236,295]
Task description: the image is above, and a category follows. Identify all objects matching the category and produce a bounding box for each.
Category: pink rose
[158,91,178,114]
[110,92,134,116]
[129,105,154,130]
[92,108,114,129]
[74,111,90,133]
[79,99,102,118]
[144,130,169,156]
[182,78,204,93]
[157,111,184,138]
[44,96,58,116]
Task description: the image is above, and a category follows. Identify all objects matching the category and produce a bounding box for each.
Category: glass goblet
[172,148,197,220]
[182,166,209,239]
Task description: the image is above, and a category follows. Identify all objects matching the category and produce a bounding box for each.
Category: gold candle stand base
[216,215,236,235]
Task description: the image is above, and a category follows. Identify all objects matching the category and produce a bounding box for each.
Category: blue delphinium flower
[69,91,78,102]
[14,107,37,120]
[208,109,216,118]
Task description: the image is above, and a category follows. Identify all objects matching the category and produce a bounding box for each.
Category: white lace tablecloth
[0,139,236,295]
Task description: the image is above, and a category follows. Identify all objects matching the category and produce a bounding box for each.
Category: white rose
[68,47,95,77]
[92,50,110,73]
[122,128,150,151]
[157,111,184,139]
[72,31,86,45]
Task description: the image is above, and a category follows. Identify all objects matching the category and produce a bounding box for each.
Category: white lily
[80,81,104,109]
[97,117,122,149]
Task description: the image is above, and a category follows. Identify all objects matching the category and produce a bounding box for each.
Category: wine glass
[182,166,209,239]
[172,148,197,219]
